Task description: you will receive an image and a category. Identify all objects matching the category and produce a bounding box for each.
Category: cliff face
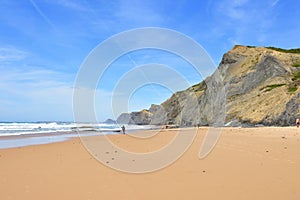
[117,109,152,125]
[221,45,300,125]
[117,45,300,126]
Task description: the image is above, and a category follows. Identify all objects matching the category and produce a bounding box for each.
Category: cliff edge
[117,45,300,126]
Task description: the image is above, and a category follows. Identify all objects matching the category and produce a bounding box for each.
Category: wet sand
[0,127,299,200]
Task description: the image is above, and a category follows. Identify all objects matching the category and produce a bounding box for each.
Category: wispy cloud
[0,67,73,90]
[209,0,279,46]
[217,0,249,20]
[271,0,280,7]
[0,47,28,62]
[29,0,57,30]
[0,67,74,121]
[114,0,164,26]
[50,0,88,11]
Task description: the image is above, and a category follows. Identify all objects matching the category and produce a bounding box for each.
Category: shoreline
[0,126,299,150]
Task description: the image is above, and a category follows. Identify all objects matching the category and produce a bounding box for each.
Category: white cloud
[217,0,249,20]
[84,0,165,33]
[0,67,75,121]
[0,67,72,89]
[29,0,57,30]
[0,47,28,62]
[51,0,88,11]
[210,0,280,47]
[271,0,280,7]
[114,0,164,25]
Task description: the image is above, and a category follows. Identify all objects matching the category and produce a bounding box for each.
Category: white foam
[0,122,152,137]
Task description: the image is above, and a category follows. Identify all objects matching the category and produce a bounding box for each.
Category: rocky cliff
[117,45,300,126]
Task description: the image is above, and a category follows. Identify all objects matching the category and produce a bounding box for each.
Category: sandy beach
[0,127,300,200]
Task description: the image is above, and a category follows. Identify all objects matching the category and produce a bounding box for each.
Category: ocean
[0,122,152,149]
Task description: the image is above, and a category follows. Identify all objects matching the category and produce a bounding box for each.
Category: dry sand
[0,127,300,200]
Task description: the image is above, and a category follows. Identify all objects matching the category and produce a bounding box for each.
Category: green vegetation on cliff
[292,62,300,67]
[266,47,300,54]
[288,87,298,93]
[292,71,300,81]
[261,84,286,92]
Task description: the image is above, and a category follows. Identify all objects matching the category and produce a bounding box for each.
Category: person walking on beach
[121,125,126,134]
[296,118,300,128]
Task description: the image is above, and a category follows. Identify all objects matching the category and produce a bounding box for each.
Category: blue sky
[0,0,299,122]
